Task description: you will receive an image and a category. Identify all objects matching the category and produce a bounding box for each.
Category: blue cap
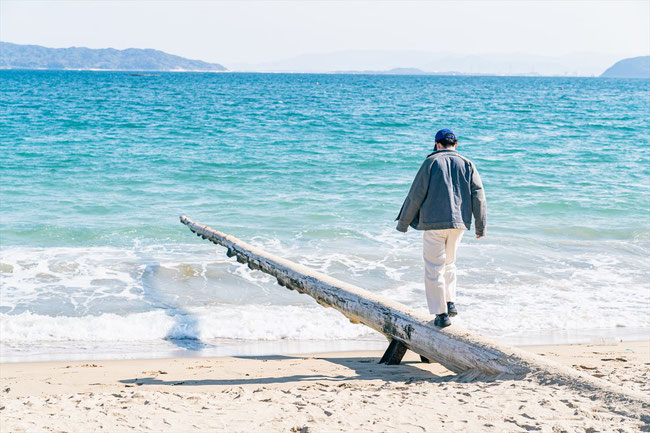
[435,129,456,142]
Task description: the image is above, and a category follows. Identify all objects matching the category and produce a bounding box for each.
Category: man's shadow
[141,262,213,351]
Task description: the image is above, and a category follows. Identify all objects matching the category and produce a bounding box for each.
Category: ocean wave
[0,305,376,343]
[1,234,649,359]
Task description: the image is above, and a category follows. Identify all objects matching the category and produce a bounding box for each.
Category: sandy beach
[1,339,648,432]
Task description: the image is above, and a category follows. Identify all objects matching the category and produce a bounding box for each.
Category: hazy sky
[2,1,648,65]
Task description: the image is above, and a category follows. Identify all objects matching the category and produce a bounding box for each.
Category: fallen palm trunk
[180,216,648,419]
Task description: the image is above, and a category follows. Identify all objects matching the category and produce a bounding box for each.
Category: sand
[1,340,648,432]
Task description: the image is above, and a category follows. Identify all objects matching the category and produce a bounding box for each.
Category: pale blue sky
[1,1,648,65]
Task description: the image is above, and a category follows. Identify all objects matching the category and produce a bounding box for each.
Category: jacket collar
[426,149,457,158]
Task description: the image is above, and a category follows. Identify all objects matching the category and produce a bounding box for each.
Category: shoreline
[1,340,648,432]
[0,69,605,77]
[2,326,648,364]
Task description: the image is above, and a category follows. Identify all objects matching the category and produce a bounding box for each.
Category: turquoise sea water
[1,71,649,361]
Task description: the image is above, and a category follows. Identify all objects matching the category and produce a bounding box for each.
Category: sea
[1,70,649,362]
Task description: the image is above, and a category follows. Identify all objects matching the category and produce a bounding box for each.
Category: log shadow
[117,354,503,387]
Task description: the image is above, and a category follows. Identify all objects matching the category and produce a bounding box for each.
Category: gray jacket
[396,150,486,235]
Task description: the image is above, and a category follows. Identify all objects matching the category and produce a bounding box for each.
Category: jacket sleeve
[470,163,487,236]
[396,159,431,232]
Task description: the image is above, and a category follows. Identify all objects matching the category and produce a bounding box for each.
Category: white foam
[0,244,232,314]
[0,304,376,343]
[1,237,649,361]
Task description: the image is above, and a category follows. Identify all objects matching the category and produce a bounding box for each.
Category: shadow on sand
[118,354,502,387]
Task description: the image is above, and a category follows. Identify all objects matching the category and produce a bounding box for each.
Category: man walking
[396,129,486,328]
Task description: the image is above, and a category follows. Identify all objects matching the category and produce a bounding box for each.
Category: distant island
[333,67,508,76]
[600,56,650,78]
[334,67,430,75]
[0,42,227,72]
[2,42,647,78]
[230,49,620,76]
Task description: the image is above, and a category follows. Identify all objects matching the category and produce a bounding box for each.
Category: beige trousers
[423,229,465,315]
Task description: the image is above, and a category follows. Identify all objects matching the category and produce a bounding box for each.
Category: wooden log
[180,216,648,419]
[378,339,408,365]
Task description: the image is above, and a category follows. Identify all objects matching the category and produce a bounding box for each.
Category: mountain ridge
[230,49,620,76]
[0,42,227,72]
[600,56,650,78]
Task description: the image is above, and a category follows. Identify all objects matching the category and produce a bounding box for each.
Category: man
[396,129,486,328]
